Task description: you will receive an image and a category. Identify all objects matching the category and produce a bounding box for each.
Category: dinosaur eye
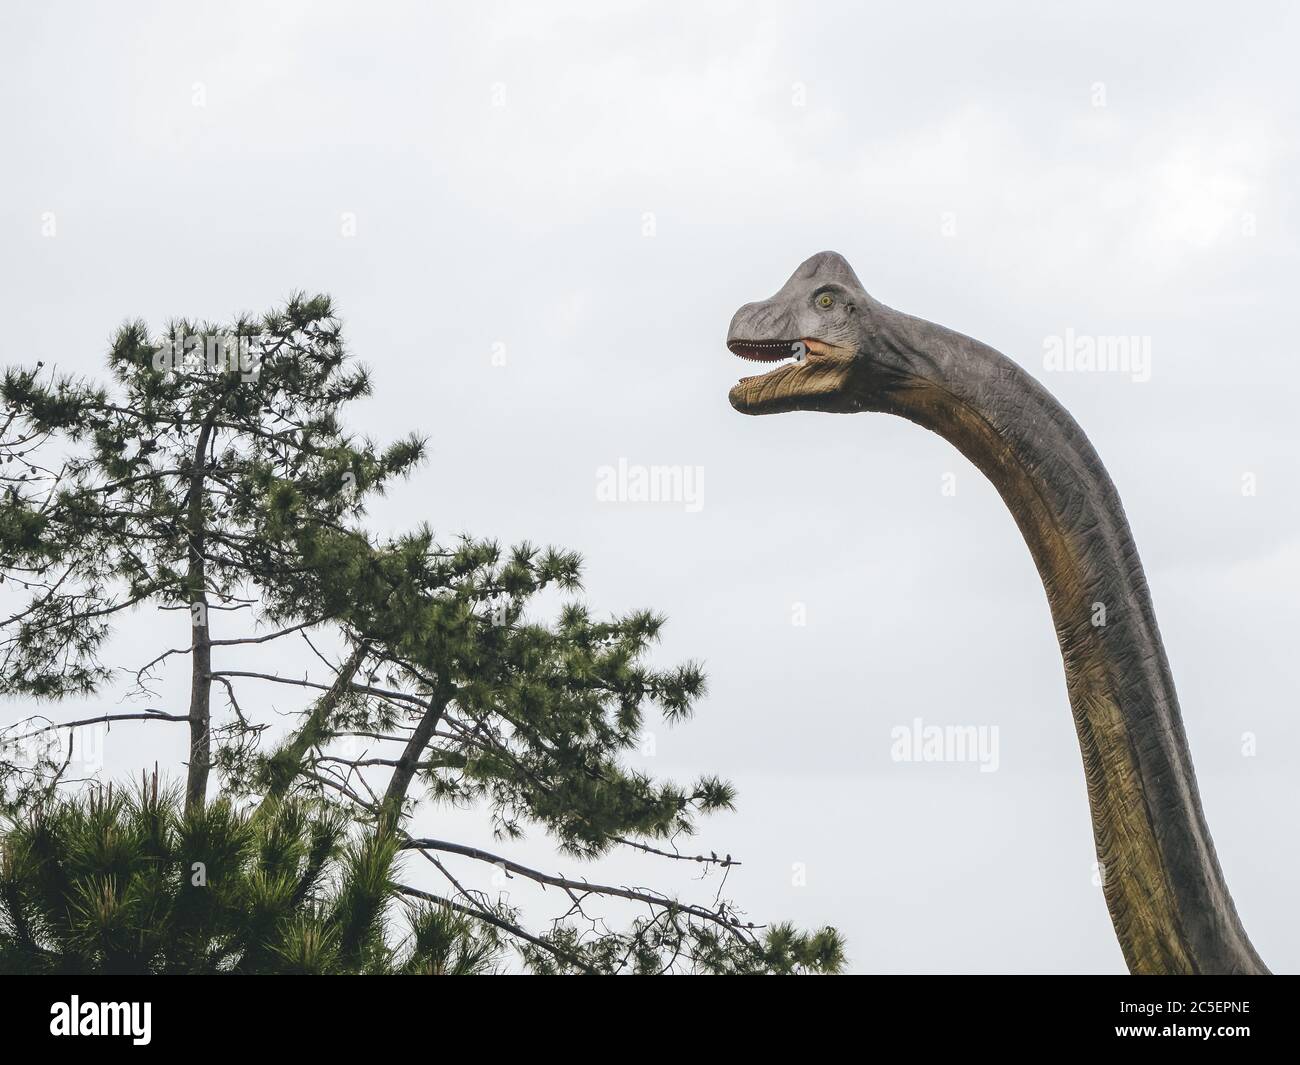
[817,293,833,309]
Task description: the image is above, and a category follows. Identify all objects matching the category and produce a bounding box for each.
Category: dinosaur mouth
[727,337,831,384]
[726,337,856,415]
[727,339,805,364]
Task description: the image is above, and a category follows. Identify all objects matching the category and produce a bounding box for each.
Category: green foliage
[0,781,497,974]
[521,917,846,976]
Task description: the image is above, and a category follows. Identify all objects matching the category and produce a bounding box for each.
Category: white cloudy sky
[2,1,1298,973]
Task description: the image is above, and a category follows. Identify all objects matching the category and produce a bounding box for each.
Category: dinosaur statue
[725,251,1268,975]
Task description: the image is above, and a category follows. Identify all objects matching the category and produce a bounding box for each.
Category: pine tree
[0,297,845,974]
[0,295,422,810]
[0,774,498,974]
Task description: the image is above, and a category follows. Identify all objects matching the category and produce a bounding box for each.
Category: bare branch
[2,710,188,744]
[401,837,759,943]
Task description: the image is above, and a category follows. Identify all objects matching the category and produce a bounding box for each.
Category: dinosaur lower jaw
[727,339,856,415]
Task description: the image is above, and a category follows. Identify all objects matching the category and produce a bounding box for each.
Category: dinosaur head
[726,250,871,415]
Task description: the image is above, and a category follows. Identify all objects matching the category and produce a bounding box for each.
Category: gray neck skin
[859,301,1266,974]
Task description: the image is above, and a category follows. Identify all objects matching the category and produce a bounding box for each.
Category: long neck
[866,305,1265,974]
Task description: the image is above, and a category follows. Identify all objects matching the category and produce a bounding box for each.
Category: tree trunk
[380,692,449,829]
[183,419,215,814]
[264,643,369,798]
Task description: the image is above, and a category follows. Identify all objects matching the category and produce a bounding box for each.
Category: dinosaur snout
[726,301,801,361]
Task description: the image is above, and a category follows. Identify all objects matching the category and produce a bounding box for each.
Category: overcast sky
[2,0,1297,973]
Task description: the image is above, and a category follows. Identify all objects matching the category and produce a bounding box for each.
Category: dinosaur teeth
[728,339,802,364]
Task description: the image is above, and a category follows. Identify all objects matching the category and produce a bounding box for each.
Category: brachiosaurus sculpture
[726,251,1267,975]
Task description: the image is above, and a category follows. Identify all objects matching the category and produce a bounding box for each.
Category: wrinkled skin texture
[728,252,1268,975]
